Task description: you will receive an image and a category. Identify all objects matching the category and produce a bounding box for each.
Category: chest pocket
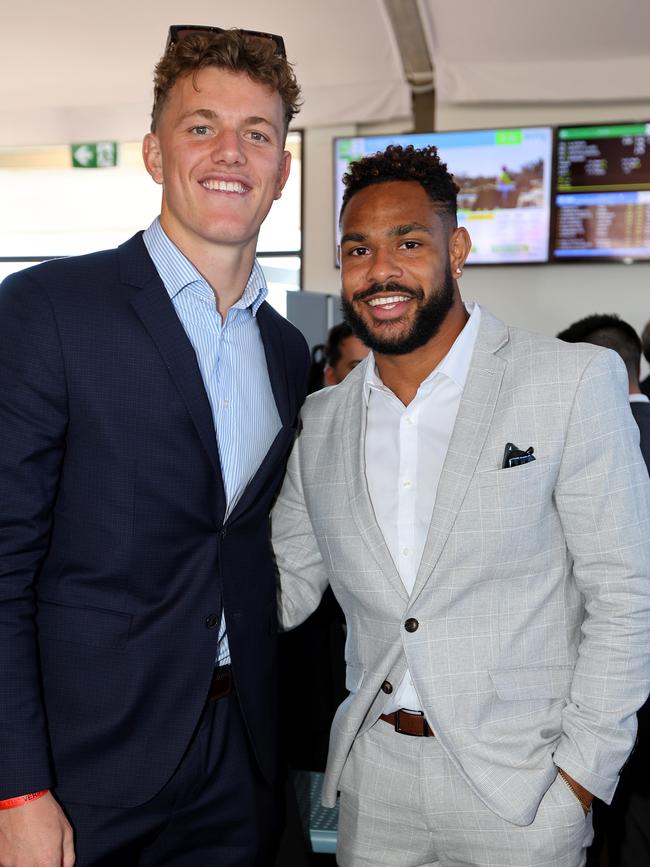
[475,461,554,530]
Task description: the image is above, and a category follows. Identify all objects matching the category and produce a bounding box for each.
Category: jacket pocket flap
[345,664,365,693]
[37,599,132,649]
[489,665,573,700]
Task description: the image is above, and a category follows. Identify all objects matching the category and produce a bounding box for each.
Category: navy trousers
[60,692,283,866]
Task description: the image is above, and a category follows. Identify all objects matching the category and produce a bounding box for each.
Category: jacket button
[381,680,393,694]
[404,618,419,633]
[205,613,219,629]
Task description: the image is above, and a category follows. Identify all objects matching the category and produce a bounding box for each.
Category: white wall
[301,100,650,374]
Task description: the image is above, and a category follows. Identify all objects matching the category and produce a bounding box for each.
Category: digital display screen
[551,123,650,262]
[333,127,554,266]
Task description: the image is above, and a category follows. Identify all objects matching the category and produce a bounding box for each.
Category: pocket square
[502,442,536,469]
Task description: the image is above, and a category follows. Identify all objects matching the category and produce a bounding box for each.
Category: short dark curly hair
[557,313,642,378]
[340,144,459,226]
[151,29,301,135]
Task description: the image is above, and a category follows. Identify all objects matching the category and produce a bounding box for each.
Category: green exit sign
[71,142,118,168]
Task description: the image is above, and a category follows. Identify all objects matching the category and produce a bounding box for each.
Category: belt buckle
[394,708,424,736]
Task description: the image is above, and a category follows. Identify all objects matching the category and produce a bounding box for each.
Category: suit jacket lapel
[120,235,227,520]
[256,302,292,426]
[342,375,409,603]
[226,302,295,522]
[410,310,508,605]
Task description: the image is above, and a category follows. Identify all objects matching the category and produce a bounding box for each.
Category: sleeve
[0,271,68,798]
[272,420,330,631]
[552,348,650,802]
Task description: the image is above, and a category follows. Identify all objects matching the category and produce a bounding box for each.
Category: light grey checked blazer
[273,308,650,826]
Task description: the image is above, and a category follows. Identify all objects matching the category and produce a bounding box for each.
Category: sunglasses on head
[166,25,286,59]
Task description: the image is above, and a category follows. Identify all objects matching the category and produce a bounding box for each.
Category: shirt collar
[362,301,482,404]
[142,217,268,315]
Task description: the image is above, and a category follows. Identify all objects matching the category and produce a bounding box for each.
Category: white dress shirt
[364,302,481,712]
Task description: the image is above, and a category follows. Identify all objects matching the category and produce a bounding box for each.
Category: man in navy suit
[0,26,309,866]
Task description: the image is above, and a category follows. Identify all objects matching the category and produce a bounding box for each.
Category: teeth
[367,295,410,307]
[202,180,247,193]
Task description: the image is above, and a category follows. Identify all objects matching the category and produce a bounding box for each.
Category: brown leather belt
[380,709,434,737]
[207,665,232,702]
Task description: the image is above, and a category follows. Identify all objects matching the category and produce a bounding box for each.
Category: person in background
[559,313,650,866]
[0,25,308,866]
[273,144,650,867]
[558,313,650,472]
[307,321,369,393]
[323,322,370,386]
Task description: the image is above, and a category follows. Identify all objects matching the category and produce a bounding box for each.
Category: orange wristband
[0,790,48,810]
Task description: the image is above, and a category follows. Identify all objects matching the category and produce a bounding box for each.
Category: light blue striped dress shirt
[143,218,281,665]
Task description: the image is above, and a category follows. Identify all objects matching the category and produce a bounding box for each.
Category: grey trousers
[336,719,594,867]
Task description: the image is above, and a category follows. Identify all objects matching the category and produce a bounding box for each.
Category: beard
[341,262,456,356]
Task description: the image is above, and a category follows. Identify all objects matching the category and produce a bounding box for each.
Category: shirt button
[223,399,230,408]
[402,480,412,488]
[402,547,409,557]
[205,613,219,629]
[381,680,393,694]
[404,618,419,633]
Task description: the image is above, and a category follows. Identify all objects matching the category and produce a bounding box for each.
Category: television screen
[551,122,650,262]
[333,127,554,265]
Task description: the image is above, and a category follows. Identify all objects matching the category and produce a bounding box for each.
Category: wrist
[0,790,49,810]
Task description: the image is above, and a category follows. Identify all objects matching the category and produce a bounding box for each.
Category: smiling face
[142,66,290,261]
[339,180,471,357]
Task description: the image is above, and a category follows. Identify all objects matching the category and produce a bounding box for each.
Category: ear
[449,226,472,275]
[273,150,292,200]
[142,133,164,185]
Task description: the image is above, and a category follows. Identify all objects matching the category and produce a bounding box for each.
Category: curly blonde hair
[151,29,301,136]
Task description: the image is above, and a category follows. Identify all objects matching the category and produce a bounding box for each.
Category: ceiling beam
[383,0,435,131]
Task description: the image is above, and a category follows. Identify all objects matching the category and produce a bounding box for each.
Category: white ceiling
[424,0,650,104]
[2,0,650,146]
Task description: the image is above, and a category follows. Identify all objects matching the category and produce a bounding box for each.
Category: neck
[374,298,469,406]
[159,218,258,318]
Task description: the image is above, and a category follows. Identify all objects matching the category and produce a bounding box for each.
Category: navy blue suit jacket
[0,233,309,806]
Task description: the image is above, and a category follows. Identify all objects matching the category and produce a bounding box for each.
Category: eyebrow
[392,223,432,236]
[177,108,279,133]
[340,231,367,245]
[340,223,432,245]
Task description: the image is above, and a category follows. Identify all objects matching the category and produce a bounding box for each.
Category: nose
[210,128,245,165]
[365,245,403,286]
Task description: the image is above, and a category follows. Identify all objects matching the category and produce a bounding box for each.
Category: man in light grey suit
[272,145,650,867]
